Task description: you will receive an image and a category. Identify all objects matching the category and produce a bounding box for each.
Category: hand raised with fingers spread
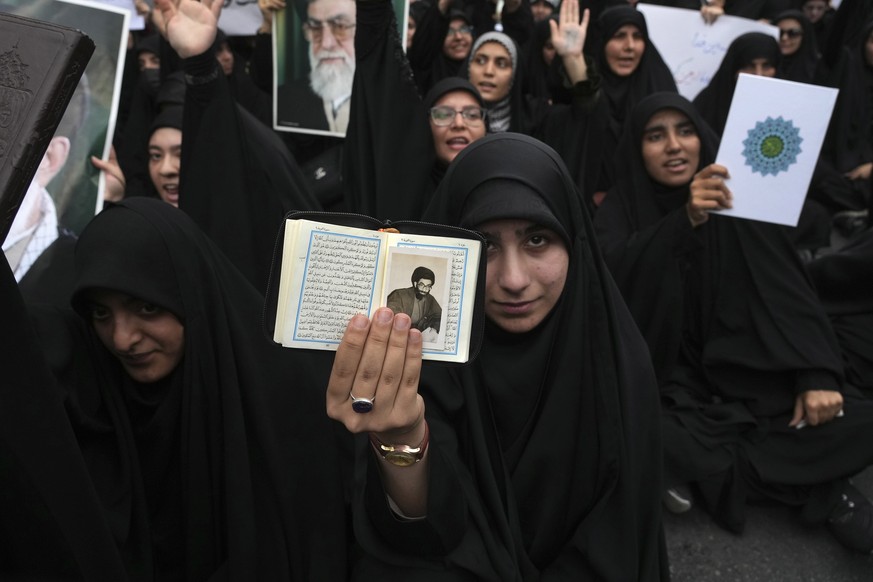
[550,0,589,59]
[688,163,732,227]
[154,0,223,60]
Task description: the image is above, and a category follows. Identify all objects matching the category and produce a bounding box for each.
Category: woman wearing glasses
[345,0,606,219]
[407,4,477,96]
[772,10,819,84]
[343,0,488,219]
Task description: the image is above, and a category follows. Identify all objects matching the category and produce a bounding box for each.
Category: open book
[271,215,484,363]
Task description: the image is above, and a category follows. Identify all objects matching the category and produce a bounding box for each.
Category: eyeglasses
[429,106,486,127]
[447,25,473,37]
[415,281,434,291]
[303,18,356,41]
[779,28,803,39]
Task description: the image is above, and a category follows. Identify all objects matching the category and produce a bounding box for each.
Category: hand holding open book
[268,213,486,364]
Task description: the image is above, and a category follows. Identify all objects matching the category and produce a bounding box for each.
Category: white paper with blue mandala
[715,74,837,226]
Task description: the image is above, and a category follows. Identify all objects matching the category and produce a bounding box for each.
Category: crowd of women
[1,0,872,579]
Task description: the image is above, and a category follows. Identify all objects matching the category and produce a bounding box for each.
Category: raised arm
[327,308,429,517]
[153,0,221,59]
[549,0,589,84]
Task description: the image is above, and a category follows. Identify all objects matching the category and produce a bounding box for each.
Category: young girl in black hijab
[0,197,348,580]
[326,133,667,580]
[594,91,873,553]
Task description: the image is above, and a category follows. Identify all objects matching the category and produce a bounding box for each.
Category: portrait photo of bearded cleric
[384,250,450,347]
[274,0,406,136]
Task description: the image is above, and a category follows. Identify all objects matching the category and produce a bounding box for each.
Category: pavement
[665,467,873,581]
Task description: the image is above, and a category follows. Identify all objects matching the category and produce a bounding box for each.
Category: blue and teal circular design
[741,116,803,176]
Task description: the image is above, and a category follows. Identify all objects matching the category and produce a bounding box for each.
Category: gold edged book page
[273,218,482,363]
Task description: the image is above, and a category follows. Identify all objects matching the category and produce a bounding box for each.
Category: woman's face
[148,127,182,207]
[641,108,701,188]
[430,90,487,165]
[468,41,513,102]
[137,50,160,71]
[542,38,556,66]
[802,0,827,24]
[216,41,235,76]
[406,16,416,48]
[88,289,185,384]
[443,17,472,61]
[737,57,776,78]
[604,24,645,77]
[777,18,804,56]
[479,218,569,334]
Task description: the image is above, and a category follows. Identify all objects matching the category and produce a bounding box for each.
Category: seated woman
[594,92,873,553]
[0,197,348,579]
[326,133,667,579]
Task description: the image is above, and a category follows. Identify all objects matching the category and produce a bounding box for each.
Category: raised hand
[549,0,589,59]
[153,0,222,60]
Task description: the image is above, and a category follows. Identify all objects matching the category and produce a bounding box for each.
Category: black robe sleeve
[0,259,128,581]
[342,0,437,220]
[595,193,702,380]
[179,51,320,293]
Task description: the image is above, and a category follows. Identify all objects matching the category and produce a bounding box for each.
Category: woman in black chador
[772,10,820,84]
[590,4,677,194]
[326,133,668,580]
[0,197,348,580]
[594,92,873,553]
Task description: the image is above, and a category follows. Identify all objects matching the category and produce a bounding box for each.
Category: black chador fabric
[342,0,438,220]
[179,51,320,293]
[350,133,667,580]
[692,32,780,136]
[773,10,820,83]
[520,19,573,105]
[591,5,677,191]
[1,199,347,580]
[594,92,873,532]
[808,16,873,214]
[807,228,873,391]
[723,0,789,20]
[0,259,126,580]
